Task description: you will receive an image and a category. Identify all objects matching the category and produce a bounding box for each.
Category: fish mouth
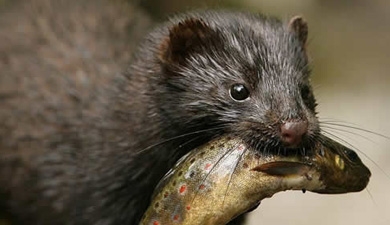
[312,171,371,194]
[245,140,318,177]
[247,141,317,177]
[251,161,312,177]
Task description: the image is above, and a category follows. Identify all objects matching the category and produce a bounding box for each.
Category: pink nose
[280,121,308,147]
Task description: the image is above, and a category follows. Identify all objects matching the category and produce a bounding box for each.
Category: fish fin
[251,161,311,176]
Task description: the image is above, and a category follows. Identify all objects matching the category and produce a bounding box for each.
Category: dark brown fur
[0,1,352,225]
[0,0,152,224]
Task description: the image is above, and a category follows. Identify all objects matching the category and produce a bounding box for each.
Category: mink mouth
[231,123,318,159]
[274,146,315,157]
[245,138,316,158]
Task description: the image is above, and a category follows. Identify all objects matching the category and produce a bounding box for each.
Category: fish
[140,135,370,225]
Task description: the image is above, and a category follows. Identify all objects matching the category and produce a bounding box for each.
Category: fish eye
[334,155,345,170]
[343,149,359,162]
[230,84,250,101]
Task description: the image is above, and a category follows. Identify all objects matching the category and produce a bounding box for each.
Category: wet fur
[1,1,319,225]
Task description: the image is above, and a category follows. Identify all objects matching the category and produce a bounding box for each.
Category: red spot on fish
[153,221,160,225]
[173,214,179,221]
[204,163,212,170]
[186,205,191,210]
[164,192,169,198]
[237,144,245,151]
[179,184,187,194]
[199,184,205,190]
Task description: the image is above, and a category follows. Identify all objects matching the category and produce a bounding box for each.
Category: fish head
[251,135,371,194]
[309,137,371,194]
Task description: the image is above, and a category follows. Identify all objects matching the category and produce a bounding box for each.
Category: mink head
[151,11,319,153]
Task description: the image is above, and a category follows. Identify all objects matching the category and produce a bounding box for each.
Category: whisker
[301,146,306,156]
[135,125,227,155]
[262,141,271,156]
[321,130,390,181]
[169,135,204,164]
[365,186,377,206]
[221,142,247,207]
[320,121,390,140]
[320,130,366,163]
[321,130,361,150]
[190,142,236,206]
[321,125,376,144]
[319,118,369,126]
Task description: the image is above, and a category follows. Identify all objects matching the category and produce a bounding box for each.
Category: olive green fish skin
[140,136,370,225]
[310,136,371,194]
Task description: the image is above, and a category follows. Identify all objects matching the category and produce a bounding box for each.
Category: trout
[140,136,370,225]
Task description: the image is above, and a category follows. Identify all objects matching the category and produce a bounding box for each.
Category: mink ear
[160,18,216,65]
[288,16,308,47]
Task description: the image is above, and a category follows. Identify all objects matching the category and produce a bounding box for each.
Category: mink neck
[77,96,214,224]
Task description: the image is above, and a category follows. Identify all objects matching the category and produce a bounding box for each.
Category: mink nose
[280,121,308,147]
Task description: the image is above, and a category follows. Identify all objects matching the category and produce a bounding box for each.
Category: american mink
[0,1,366,225]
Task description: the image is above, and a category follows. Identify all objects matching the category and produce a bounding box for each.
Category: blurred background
[140,0,390,224]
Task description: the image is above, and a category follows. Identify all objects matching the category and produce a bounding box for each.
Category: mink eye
[230,84,250,101]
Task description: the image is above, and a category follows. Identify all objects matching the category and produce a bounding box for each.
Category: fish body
[140,136,370,225]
